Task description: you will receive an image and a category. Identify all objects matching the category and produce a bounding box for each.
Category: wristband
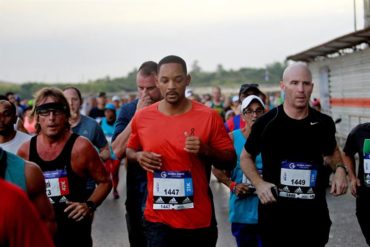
[335,163,348,175]
[86,200,97,211]
[229,181,236,193]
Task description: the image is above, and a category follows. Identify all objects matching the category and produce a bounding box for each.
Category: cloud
[0,0,364,82]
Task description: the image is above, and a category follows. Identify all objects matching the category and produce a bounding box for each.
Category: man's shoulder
[117,99,138,118]
[309,109,335,127]
[121,99,138,111]
[349,122,370,136]
[80,114,98,125]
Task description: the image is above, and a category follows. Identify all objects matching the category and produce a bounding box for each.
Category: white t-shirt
[0,131,32,154]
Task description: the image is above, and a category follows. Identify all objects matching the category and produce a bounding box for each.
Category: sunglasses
[37,109,65,117]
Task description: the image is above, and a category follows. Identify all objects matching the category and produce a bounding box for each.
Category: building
[287,1,370,145]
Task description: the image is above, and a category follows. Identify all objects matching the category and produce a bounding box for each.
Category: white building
[287,2,370,145]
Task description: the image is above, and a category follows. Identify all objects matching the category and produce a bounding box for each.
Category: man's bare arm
[240,149,276,204]
[324,145,348,196]
[342,153,359,197]
[126,148,162,173]
[98,143,110,161]
[65,138,112,221]
[112,121,132,160]
[25,161,57,236]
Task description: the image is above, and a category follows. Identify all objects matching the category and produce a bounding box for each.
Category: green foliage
[0,62,285,99]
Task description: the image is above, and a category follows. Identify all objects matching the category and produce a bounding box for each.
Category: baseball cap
[239,83,262,97]
[112,95,120,101]
[104,103,116,111]
[231,95,239,103]
[241,95,265,113]
[185,88,193,98]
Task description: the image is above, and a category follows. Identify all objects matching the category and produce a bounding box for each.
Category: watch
[335,163,348,175]
[86,200,97,211]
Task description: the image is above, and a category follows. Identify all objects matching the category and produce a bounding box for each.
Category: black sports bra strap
[61,133,79,163]
[0,149,8,179]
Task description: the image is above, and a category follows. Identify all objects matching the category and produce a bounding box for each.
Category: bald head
[282,62,312,84]
[280,62,314,113]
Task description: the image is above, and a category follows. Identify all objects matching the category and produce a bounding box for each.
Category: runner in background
[342,123,370,245]
[213,95,265,247]
[112,61,162,247]
[224,84,266,133]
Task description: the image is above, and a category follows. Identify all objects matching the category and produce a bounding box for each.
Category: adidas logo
[169,198,178,204]
[182,197,192,204]
[307,188,314,194]
[59,196,68,203]
[283,186,290,192]
[294,187,303,194]
[155,197,165,203]
[49,198,55,204]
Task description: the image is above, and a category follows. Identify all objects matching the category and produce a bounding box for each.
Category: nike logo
[310,122,319,125]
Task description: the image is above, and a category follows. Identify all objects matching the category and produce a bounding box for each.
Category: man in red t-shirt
[127,55,236,247]
[0,179,54,247]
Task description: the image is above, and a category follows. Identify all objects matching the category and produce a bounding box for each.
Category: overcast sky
[0,0,365,83]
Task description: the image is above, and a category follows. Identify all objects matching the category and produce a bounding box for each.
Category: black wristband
[86,200,97,211]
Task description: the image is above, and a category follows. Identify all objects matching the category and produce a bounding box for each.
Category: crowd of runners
[0,55,369,247]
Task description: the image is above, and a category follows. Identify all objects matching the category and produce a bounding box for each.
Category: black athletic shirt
[245,105,336,224]
[343,123,370,194]
[29,133,90,206]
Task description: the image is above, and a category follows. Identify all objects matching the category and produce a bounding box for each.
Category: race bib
[43,169,70,203]
[153,171,194,210]
[363,154,370,186]
[279,161,317,200]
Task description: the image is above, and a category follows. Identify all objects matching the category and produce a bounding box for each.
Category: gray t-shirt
[72,115,108,149]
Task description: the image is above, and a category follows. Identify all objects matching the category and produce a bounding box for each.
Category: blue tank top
[2,150,27,191]
[100,118,115,137]
[229,129,262,224]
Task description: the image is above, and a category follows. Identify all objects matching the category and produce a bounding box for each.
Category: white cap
[112,95,120,101]
[185,88,193,98]
[232,95,239,103]
[241,95,265,113]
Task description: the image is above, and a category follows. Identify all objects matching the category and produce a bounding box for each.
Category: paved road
[92,165,367,247]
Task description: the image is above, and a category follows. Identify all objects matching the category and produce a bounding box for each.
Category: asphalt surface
[92,165,368,247]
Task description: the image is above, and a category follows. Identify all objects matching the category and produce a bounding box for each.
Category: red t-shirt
[0,179,54,247]
[128,100,234,229]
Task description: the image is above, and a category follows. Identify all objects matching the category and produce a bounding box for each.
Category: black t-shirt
[88,107,105,119]
[245,105,336,224]
[343,123,370,193]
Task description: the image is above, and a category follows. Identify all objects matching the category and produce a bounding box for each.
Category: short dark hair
[158,55,187,75]
[63,86,83,104]
[5,92,14,98]
[138,61,158,76]
[0,100,16,116]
